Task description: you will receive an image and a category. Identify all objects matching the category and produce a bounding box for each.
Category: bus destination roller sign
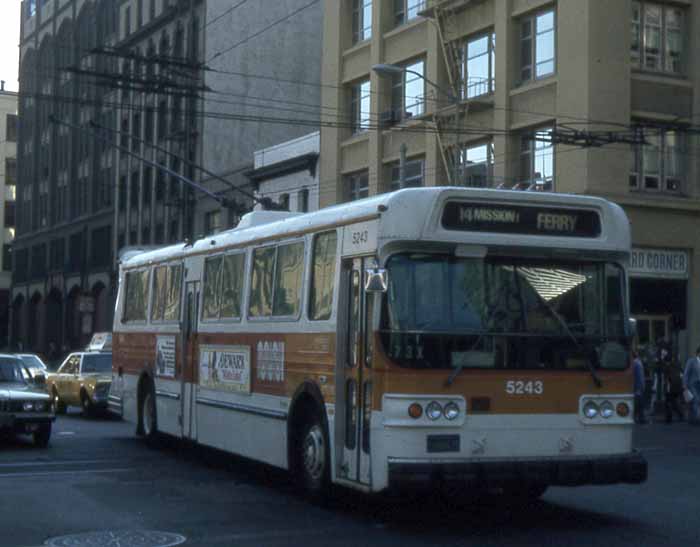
[442,202,601,238]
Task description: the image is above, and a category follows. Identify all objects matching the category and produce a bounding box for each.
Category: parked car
[45,352,113,416]
[0,354,54,447]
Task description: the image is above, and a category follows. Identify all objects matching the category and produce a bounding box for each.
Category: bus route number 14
[506,380,544,395]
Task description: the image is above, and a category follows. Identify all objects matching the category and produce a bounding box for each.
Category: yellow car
[46,352,112,416]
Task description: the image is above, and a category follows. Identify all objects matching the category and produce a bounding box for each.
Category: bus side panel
[191,331,337,470]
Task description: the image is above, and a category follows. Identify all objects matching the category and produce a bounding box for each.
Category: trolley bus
[110,187,647,497]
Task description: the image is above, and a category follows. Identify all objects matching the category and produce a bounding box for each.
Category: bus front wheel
[296,415,330,498]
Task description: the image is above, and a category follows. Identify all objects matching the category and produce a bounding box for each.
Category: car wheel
[140,387,158,442]
[53,388,66,414]
[81,391,93,418]
[295,414,330,500]
[33,423,51,448]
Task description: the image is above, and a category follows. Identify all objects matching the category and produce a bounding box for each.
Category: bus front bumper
[388,451,647,489]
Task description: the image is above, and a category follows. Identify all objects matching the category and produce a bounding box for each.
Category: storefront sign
[199,345,251,394]
[630,248,689,279]
[442,202,601,238]
[155,335,177,378]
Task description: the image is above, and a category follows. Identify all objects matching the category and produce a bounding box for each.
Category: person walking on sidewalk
[633,351,647,424]
[664,361,685,423]
[683,347,700,425]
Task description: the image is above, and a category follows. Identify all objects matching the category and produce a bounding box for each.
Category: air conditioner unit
[379,110,399,128]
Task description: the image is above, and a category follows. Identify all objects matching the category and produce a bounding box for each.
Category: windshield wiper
[536,294,602,388]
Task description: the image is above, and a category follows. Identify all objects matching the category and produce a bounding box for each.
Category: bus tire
[140,381,158,443]
[295,413,330,500]
[52,388,66,415]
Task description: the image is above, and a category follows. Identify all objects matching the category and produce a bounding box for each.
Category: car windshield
[0,357,26,383]
[381,253,629,370]
[81,354,113,374]
[19,355,45,370]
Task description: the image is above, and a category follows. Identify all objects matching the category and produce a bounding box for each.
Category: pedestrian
[683,346,700,425]
[633,351,647,424]
[664,361,684,423]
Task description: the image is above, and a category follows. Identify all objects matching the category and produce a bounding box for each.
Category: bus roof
[120,187,630,269]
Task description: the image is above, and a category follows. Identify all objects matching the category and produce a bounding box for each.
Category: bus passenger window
[151,264,183,322]
[163,264,183,321]
[309,231,337,321]
[202,256,223,319]
[220,254,245,319]
[124,270,150,322]
[249,247,275,317]
[272,242,304,317]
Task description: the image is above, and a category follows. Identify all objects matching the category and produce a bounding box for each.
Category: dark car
[0,355,55,447]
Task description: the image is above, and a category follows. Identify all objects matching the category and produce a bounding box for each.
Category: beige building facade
[320,0,700,361]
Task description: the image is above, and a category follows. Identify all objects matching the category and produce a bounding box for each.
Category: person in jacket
[632,351,646,424]
[664,361,684,423]
[683,347,700,425]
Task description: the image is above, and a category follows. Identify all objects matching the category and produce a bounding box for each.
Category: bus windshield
[381,253,629,371]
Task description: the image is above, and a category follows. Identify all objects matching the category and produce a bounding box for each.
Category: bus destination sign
[442,202,601,238]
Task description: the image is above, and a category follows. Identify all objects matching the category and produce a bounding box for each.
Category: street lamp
[371,63,459,104]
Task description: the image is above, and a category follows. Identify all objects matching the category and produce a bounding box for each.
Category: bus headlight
[443,402,460,420]
[583,401,599,419]
[600,401,614,419]
[426,401,443,421]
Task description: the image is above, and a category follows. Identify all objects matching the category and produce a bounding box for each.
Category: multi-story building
[0,86,17,349]
[320,0,700,360]
[13,0,322,353]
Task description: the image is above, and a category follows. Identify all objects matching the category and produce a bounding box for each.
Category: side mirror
[365,268,388,293]
[628,318,637,338]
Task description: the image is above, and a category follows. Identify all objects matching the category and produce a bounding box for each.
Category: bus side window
[151,264,183,322]
[202,256,223,320]
[123,269,150,322]
[249,241,305,319]
[309,231,337,321]
[220,253,245,319]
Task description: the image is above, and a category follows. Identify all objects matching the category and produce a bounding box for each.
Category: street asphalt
[0,409,698,547]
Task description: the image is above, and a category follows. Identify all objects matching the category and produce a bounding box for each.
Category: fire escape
[419,0,496,188]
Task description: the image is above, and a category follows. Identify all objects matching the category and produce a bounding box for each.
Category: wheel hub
[302,425,325,480]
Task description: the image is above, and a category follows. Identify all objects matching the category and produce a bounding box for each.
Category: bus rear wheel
[296,416,330,499]
[140,385,158,443]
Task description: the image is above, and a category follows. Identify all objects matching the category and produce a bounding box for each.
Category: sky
[0,0,21,91]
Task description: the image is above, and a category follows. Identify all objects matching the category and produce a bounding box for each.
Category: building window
[149,0,156,20]
[124,6,131,36]
[344,171,369,201]
[392,59,425,120]
[2,245,11,272]
[520,128,554,190]
[389,158,424,191]
[630,130,683,193]
[5,114,17,142]
[27,0,36,18]
[5,158,16,187]
[350,80,371,134]
[279,193,290,210]
[204,210,222,234]
[352,0,372,44]
[520,10,555,83]
[394,0,425,26]
[298,189,309,212]
[457,142,494,188]
[463,33,495,99]
[631,2,684,74]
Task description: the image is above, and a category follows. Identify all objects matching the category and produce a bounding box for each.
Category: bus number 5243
[506,380,544,395]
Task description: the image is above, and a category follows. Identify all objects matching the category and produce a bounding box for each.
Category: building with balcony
[0,87,17,349]
[320,0,700,360]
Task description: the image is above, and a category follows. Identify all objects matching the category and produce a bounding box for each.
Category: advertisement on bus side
[199,345,251,394]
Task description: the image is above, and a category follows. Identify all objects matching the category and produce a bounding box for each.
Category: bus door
[182,281,200,440]
[339,257,375,486]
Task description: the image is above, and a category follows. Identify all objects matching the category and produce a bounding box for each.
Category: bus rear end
[367,194,647,495]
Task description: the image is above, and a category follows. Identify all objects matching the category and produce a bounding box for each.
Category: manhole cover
[45,530,186,547]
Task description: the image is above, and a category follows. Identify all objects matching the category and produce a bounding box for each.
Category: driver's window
[62,355,80,374]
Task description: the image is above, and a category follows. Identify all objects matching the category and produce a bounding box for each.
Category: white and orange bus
[110,187,646,497]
